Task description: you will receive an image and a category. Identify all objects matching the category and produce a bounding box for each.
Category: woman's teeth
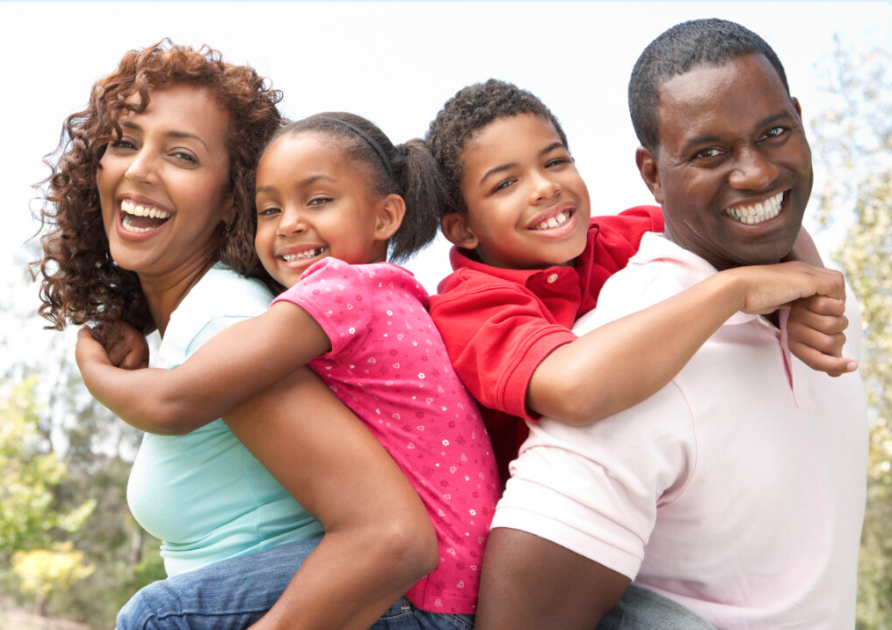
[532,211,570,231]
[724,192,784,224]
[282,248,325,262]
[120,199,172,233]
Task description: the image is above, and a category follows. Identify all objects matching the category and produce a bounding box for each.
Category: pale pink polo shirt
[274,258,500,614]
[493,233,868,629]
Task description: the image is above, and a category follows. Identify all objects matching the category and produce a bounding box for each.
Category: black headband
[320,116,395,181]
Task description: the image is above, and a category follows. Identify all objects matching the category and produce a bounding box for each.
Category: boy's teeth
[533,211,569,231]
[724,192,784,224]
[283,248,325,261]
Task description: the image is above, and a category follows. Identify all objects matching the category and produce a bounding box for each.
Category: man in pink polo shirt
[478,18,869,630]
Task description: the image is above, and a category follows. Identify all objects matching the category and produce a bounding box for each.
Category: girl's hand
[730,261,846,315]
[788,295,857,376]
[106,322,150,369]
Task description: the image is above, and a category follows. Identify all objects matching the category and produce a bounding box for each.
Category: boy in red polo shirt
[425,80,855,483]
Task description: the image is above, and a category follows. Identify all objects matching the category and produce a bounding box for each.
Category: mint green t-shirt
[126,265,323,576]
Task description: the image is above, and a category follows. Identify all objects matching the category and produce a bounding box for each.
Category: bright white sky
[1,2,889,373]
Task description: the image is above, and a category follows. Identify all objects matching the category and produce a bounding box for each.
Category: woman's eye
[110,139,136,150]
[173,151,199,164]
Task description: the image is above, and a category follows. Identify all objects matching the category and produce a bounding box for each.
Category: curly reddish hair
[33,40,283,339]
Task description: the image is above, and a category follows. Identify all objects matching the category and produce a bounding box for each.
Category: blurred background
[1,3,889,628]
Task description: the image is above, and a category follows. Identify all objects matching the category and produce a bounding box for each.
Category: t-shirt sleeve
[492,380,695,580]
[430,273,577,421]
[272,259,372,361]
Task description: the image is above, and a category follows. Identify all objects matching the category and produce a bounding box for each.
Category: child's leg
[598,584,716,629]
[116,538,321,630]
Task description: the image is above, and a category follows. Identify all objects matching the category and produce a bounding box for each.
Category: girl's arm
[75,302,328,435]
[528,261,848,426]
[224,367,437,630]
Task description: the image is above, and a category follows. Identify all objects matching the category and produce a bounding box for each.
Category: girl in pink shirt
[77,112,499,626]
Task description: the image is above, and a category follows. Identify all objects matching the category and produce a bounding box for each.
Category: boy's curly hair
[425,79,568,218]
[33,40,283,339]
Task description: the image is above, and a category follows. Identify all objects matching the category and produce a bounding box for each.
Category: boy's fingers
[788,342,858,376]
[801,295,846,318]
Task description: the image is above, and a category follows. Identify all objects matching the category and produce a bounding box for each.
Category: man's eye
[763,127,787,140]
[694,148,724,160]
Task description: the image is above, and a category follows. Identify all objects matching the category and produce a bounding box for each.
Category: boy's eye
[545,158,570,168]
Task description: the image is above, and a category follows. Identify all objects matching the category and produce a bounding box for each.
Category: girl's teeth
[283,248,324,261]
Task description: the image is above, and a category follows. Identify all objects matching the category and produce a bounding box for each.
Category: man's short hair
[629,18,790,154]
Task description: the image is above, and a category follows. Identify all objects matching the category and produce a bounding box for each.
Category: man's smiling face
[639,53,813,270]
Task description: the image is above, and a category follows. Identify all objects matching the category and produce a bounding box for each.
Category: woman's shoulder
[161,264,275,364]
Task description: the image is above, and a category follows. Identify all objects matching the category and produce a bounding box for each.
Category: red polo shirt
[429,206,664,483]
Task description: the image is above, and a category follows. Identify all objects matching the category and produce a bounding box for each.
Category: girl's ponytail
[389,139,449,262]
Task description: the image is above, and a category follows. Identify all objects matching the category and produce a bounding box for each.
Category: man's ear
[792,96,803,119]
[441,212,479,249]
[374,194,406,241]
[635,146,664,205]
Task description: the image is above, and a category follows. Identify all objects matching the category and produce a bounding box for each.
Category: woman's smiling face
[96,83,232,282]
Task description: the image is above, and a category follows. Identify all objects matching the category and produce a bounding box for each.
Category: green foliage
[0,378,95,554]
[811,39,892,630]
[12,542,96,600]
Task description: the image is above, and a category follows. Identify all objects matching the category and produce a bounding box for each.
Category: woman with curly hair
[34,41,436,629]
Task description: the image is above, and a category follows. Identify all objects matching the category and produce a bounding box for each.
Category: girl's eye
[493,179,516,193]
[308,197,333,206]
[258,207,281,217]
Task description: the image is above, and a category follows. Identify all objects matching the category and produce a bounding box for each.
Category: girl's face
[254,133,397,288]
[448,113,591,270]
[96,83,232,282]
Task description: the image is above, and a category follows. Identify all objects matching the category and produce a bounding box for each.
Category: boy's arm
[75,302,330,435]
[476,528,629,630]
[783,227,856,376]
[226,367,437,630]
[528,261,848,426]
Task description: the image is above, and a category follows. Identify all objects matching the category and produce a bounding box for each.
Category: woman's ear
[441,213,479,249]
[635,146,664,205]
[374,194,407,241]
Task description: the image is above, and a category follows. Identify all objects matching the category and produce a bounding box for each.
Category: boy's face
[638,53,812,270]
[446,114,591,270]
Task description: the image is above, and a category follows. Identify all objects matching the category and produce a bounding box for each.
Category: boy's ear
[374,194,406,241]
[441,212,479,250]
[635,146,664,205]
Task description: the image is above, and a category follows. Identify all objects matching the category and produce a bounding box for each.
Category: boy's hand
[732,261,845,315]
[787,295,858,377]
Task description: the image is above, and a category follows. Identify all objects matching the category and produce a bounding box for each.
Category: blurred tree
[811,38,892,629]
[11,542,95,616]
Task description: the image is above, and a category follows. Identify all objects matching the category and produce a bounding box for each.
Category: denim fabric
[370,597,474,630]
[598,584,716,629]
[117,538,474,630]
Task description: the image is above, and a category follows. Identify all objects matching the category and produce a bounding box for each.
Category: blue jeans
[116,538,473,630]
[598,583,716,629]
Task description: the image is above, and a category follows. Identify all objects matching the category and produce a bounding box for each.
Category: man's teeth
[121,199,171,220]
[532,211,570,230]
[724,192,784,224]
[283,248,325,262]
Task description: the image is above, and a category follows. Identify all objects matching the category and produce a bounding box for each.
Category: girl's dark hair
[254,112,447,264]
[425,79,568,217]
[33,40,283,340]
